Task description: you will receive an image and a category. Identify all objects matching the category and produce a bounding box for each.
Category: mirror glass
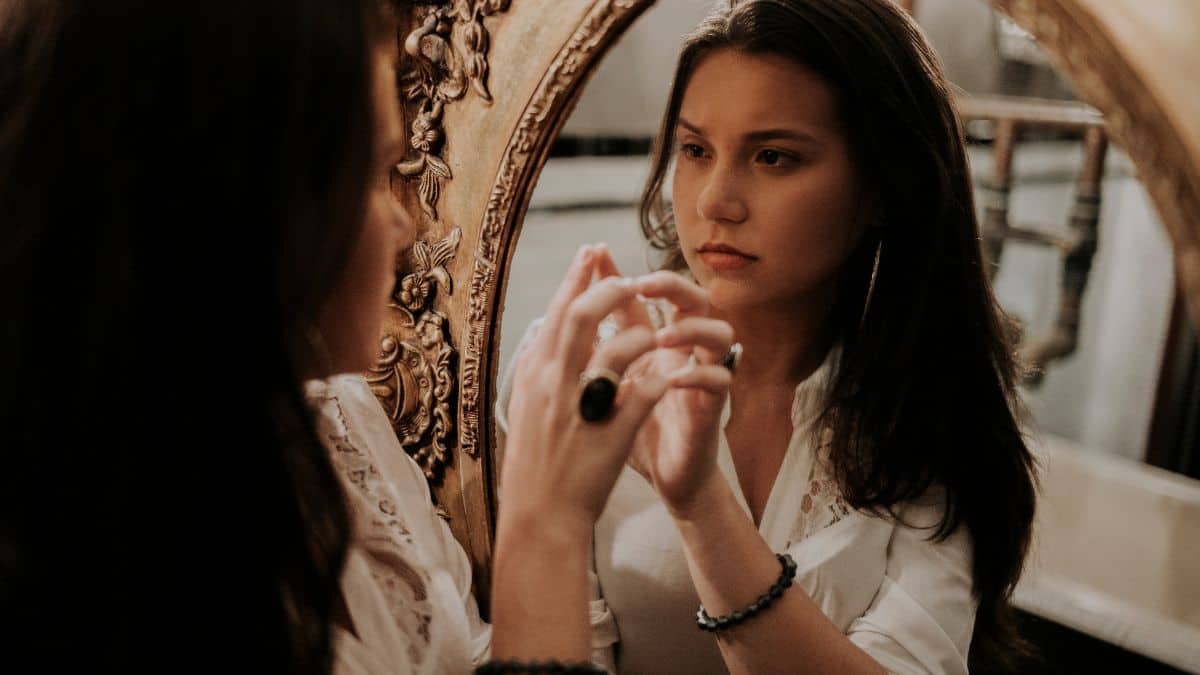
[499,0,1181,469]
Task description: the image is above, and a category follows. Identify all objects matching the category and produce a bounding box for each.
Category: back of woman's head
[641,0,1037,669]
[0,0,394,671]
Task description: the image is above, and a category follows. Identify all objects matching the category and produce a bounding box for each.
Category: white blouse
[496,321,977,675]
[306,374,491,675]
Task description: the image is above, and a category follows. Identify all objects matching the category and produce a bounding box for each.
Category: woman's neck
[715,292,836,395]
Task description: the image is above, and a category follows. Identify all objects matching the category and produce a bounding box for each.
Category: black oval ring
[578,368,619,422]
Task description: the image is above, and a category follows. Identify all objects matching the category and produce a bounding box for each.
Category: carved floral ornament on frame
[371,0,513,482]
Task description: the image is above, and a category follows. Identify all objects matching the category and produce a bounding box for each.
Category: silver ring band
[720,343,743,373]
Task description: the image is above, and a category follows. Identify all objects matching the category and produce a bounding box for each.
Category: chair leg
[981,118,1018,281]
[1021,126,1107,386]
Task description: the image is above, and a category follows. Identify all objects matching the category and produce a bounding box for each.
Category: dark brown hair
[641,0,1037,668]
[0,0,395,671]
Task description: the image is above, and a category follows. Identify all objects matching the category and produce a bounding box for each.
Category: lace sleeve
[310,384,439,670]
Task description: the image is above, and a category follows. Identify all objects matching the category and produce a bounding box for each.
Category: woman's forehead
[680,49,840,137]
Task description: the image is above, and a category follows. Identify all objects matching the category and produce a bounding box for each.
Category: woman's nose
[696,162,749,225]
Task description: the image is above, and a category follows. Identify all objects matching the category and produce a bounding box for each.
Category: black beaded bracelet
[475,659,606,674]
[696,552,798,633]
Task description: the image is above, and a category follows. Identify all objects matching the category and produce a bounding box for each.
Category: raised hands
[492,244,737,662]
[593,249,737,518]
[500,244,668,531]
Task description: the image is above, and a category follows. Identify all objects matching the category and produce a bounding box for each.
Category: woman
[499,1,1037,673]
[0,1,699,672]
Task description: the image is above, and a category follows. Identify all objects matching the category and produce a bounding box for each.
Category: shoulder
[883,485,975,598]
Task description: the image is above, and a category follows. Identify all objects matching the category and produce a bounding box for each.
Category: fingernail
[573,245,589,265]
[656,326,677,344]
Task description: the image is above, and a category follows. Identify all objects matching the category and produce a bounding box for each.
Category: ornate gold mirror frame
[376,0,1200,608]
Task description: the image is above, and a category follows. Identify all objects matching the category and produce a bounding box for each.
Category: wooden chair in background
[902,0,1110,385]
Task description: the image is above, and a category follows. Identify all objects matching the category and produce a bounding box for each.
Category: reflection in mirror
[920,0,1176,467]
[498,1,1199,672]
[912,8,1198,671]
[504,0,1182,468]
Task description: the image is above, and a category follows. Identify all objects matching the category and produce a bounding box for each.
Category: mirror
[374,0,1200,666]
[487,0,1200,670]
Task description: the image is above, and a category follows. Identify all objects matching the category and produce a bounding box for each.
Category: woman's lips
[697,244,757,272]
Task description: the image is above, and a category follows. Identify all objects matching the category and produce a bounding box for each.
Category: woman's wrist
[663,468,734,524]
[491,500,594,663]
[496,498,594,556]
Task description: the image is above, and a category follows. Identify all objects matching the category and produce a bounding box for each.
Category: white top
[306,374,491,675]
[497,321,977,675]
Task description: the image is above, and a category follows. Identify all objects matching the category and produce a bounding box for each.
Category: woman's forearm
[670,474,885,675]
[490,507,593,663]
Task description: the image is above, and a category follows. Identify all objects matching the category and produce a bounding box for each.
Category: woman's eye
[758,149,786,166]
[680,143,706,159]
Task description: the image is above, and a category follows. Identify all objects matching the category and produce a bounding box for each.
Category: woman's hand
[494,246,673,662]
[593,251,736,518]
[501,245,671,534]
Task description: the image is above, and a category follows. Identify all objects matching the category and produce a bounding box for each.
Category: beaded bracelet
[696,552,798,633]
[475,660,606,674]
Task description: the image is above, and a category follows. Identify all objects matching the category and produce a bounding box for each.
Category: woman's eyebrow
[743,128,821,145]
[677,117,820,146]
[677,117,704,135]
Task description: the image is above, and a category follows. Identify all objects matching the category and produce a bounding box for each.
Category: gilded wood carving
[462,0,647,460]
[368,228,462,480]
[397,0,513,221]
[370,0,513,489]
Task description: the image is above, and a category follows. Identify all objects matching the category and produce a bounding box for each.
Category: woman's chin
[704,280,762,314]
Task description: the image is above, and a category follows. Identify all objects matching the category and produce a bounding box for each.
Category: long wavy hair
[640,0,1038,668]
[0,0,395,671]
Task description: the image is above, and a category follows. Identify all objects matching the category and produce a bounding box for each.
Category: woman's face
[320,49,415,375]
[672,48,872,316]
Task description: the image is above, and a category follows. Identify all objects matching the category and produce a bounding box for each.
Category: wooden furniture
[959,95,1108,385]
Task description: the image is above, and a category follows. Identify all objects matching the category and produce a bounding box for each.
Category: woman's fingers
[655,317,734,364]
[538,245,596,352]
[585,325,656,378]
[591,243,621,278]
[634,270,709,319]
[556,275,638,376]
[612,371,669,433]
[666,363,733,395]
[591,245,653,331]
